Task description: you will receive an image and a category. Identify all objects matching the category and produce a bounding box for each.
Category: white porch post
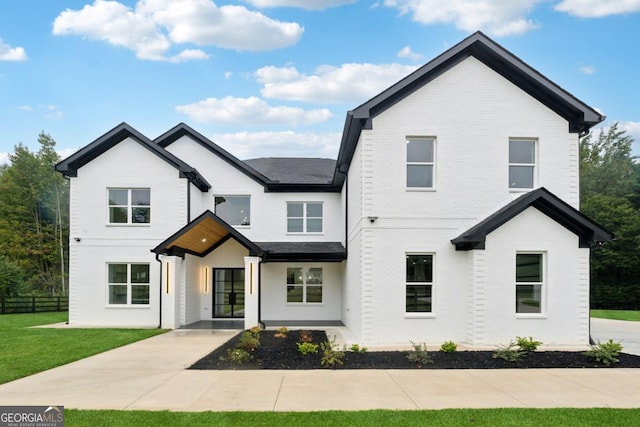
[160,255,181,329]
[244,256,261,329]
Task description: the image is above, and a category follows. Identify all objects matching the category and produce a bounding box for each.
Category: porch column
[160,255,181,329]
[244,256,261,329]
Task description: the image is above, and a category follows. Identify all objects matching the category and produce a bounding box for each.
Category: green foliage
[583,339,623,365]
[0,255,24,297]
[439,341,458,353]
[225,348,254,364]
[249,325,261,338]
[297,341,319,355]
[274,326,288,338]
[406,341,433,365]
[492,341,523,362]
[320,336,344,367]
[516,336,542,352]
[236,331,260,352]
[349,343,368,353]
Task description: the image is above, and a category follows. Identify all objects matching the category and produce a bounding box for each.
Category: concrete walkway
[591,317,640,356]
[1,329,640,411]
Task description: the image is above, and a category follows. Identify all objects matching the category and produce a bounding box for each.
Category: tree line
[0,128,638,308]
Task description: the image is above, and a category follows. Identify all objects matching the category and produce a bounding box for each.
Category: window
[108,263,150,305]
[406,254,433,313]
[509,139,536,189]
[407,138,435,188]
[515,253,543,314]
[215,196,250,226]
[287,202,323,233]
[108,188,150,224]
[286,267,323,303]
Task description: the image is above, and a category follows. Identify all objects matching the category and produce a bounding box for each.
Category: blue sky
[1,0,639,165]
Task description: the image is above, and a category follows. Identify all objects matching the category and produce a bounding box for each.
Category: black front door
[213,268,245,318]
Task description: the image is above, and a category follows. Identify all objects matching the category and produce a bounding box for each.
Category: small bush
[236,331,260,352]
[492,341,523,362]
[320,337,345,367]
[297,342,319,355]
[249,325,261,339]
[406,341,433,365]
[584,339,623,365]
[349,344,368,353]
[225,348,253,364]
[274,326,288,338]
[516,336,542,352]
[440,341,457,353]
[299,330,314,343]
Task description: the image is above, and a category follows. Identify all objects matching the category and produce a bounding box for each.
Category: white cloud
[397,45,422,61]
[619,121,640,156]
[243,0,356,10]
[383,0,544,36]
[224,71,232,79]
[0,147,80,166]
[579,65,596,75]
[175,96,332,125]
[16,104,64,119]
[555,0,640,17]
[0,152,9,166]
[211,131,342,158]
[0,38,27,61]
[255,63,418,103]
[52,0,303,61]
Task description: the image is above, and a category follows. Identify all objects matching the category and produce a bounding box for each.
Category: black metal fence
[0,296,68,314]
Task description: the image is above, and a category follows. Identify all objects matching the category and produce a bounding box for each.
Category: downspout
[258,259,265,329]
[187,181,191,222]
[155,253,163,329]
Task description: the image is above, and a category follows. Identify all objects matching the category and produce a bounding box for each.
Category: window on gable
[509,139,536,189]
[406,138,435,188]
[515,253,544,314]
[108,188,150,224]
[108,263,150,305]
[287,202,323,233]
[406,254,433,313]
[215,196,250,226]
[286,267,323,304]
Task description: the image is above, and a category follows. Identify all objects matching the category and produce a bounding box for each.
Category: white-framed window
[406,254,433,313]
[107,263,150,305]
[214,195,250,226]
[406,138,435,188]
[108,188,150,224]
[509,139,536,189]
[286,267,323,304]
[287,202,323,233]
[515,253,544,314]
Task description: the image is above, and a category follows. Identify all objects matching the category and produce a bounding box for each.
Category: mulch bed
[189,329,640,370]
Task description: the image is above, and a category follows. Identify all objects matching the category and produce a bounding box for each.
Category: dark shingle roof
[244,157,336,184]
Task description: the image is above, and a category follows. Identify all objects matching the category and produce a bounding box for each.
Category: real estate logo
[0,406,64,427]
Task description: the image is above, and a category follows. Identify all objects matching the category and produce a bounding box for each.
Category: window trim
[107,188,151,226]
[286,202,324,234]
[406,137,436,190]
[285,266,323,305]
[405,253,435,316]
[106,262,150,307]
[214,195,251,227]
[515,251,546,317]
[508,138,537,191]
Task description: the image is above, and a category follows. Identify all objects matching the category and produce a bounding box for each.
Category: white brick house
[56,32,611,347]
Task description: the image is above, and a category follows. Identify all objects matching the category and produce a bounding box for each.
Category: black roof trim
[333,31,604,185]
[55,122,211,192]
[451,187,613,250]
[257,242,347,262]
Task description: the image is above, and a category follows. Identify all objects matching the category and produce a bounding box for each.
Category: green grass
[591,310,640,321]
[66,408,640,426]
[0,312,166,384]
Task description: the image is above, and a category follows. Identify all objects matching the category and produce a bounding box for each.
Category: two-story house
[56,32,612,347]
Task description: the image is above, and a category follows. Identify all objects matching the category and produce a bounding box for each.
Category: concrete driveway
[591,317,640,356]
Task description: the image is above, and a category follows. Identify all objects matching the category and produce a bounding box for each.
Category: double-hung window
[214,196,250,226]
[286,267,323,303]
[515,253,544,314]
[406,138,435,188]
[406,254,433,313]
[107,263,150,305]
[287,202,323,233]
[108,188,150,224]
[509,139,536,189]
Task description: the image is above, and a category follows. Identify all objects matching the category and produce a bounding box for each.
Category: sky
[1,0,639,166]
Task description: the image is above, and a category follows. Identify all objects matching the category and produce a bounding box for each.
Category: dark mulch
[189,329,640,370]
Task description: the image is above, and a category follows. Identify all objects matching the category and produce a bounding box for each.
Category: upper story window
[515,253,544,314]
[406,138,435,189]
[287,202,323,233]
[107,263,150,305]
[215,196,250,226]
[108,188,150,224]
[509,139,536,189]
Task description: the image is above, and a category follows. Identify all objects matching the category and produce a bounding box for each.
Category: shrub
[584,339,623,365]
[320,337,345,367]
[299,330,314,343]
[274,326,288,338]
[492,341,523,362]
[516,336,542,352]
[236,331,260,352]
[225,348,253,364]
[406,341,433,365]
[349,344,368,353]
[440,341,457,353]
[249,325,261,339]
[297,342,319,355]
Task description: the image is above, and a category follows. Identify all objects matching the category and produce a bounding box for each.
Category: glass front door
[213,268,245,318]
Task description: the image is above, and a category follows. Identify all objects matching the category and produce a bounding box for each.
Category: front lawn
[0,312,166,384]
[591,310,640,321]
[66,408,640,426]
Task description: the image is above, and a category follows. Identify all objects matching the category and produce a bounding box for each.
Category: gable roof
[451,187,613,250]
[244,158,336,184]
[333,31,604,185]
[55,122,211,192]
